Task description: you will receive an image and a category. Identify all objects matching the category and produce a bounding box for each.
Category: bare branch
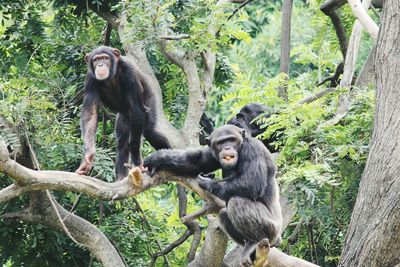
[149,230,192,267]
[189,216,229,267]
[215,0,254,38]
[2,191,126,267]
[347,0,379,40]
[181,202,222,224]
[297,88,336,105]
[322,0,375,126]
[159,34,190,40]
[320,0,348,58]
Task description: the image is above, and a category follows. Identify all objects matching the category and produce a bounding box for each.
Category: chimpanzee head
[85,46,120,81]
[206,125,245,169]
[227,103,272,137]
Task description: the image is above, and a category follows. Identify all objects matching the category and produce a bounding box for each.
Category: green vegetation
[0,0,376,266]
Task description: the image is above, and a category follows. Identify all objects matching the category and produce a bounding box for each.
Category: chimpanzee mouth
[222,155,235,161]
[219,152,238,167]
[95,68,110,80]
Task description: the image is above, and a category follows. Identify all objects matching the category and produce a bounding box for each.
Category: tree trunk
[339,1,400,266]
[278,0,293,101]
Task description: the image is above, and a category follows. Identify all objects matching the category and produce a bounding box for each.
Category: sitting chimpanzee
[76,46,170,180]
[144,125,283,266]
[227,103,279,153]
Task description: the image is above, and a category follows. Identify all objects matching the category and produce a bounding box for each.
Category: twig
[130,198,170,266]
[297,88,336,105]
[181,203,219,223]
[149,230,192,267]
[69,193,82,213]
[159,34,190,40]
[288,218,305,244]
[215,0,254,38]
[24,129,87,248]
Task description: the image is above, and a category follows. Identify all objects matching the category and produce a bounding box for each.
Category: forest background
[0,0,392,266]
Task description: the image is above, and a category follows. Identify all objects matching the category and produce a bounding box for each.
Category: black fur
[79,46,170,180]
[144,125,282,265]
[227,103,280,153]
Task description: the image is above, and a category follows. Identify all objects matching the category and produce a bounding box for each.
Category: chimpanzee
[227,103,279,153]
[144,125,283,266]
[76,46,170,180]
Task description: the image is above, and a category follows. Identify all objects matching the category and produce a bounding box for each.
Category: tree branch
[149,230,192,267]
[159,34,190,40]
[347,0,379,40]
[2,191,126,267]
[297,88,336,105]
[215,0,254,38]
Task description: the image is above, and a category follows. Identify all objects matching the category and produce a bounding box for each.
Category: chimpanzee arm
[202,173,268,201]
[144,147,220,177]
[76,81,100,175]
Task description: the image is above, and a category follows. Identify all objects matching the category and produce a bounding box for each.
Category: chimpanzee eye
[236,113,245,120]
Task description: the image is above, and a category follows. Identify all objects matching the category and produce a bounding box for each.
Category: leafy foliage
[0,0,378,266]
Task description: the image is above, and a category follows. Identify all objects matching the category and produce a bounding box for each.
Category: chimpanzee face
[85,46,120,81]
[206,125,245,169]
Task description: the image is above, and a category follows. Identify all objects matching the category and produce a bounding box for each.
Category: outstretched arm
[144,147,220,177]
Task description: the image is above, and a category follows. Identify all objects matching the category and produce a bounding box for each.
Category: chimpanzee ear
[205,137,211,147]
[113,48,121,58]
[84,54,90,63]
[241,129,246,138]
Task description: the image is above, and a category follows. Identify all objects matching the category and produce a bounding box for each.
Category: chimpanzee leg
[240,242,257,267]
[218,208,247,245]
[143,112,171,150]
[227,197,281,245]
[144,127,171,150]
[129,111,145,167]
[115,113,130,180]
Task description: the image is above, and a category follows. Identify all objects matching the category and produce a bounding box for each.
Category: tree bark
[339,1,400,266]
[278,0,293,101]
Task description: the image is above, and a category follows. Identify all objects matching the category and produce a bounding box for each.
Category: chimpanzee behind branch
[144,125,283,266]
[76,46,170,180]
[227,103,280,153]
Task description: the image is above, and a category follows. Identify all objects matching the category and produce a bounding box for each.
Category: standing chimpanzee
[76,46,170,180]
[227,103,279,153]
[144,125,283,266]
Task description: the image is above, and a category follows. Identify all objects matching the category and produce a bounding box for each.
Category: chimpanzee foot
[240,242,257,267]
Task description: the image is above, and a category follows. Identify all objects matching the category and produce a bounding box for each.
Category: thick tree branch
[188,216,229,267]
[2,191,126,267]
[320,0,348,58]
[177,186,202,262]
[279,0,294,101]
[323,0,375,126]
[347,0,379,40]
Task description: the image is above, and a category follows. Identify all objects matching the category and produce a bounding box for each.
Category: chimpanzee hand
[197,175,213,191]
[76,153,94,176]
[143,154,162,176]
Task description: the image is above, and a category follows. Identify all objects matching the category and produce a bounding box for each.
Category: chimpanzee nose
[98,63,103,67]
[224,146,230,150]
